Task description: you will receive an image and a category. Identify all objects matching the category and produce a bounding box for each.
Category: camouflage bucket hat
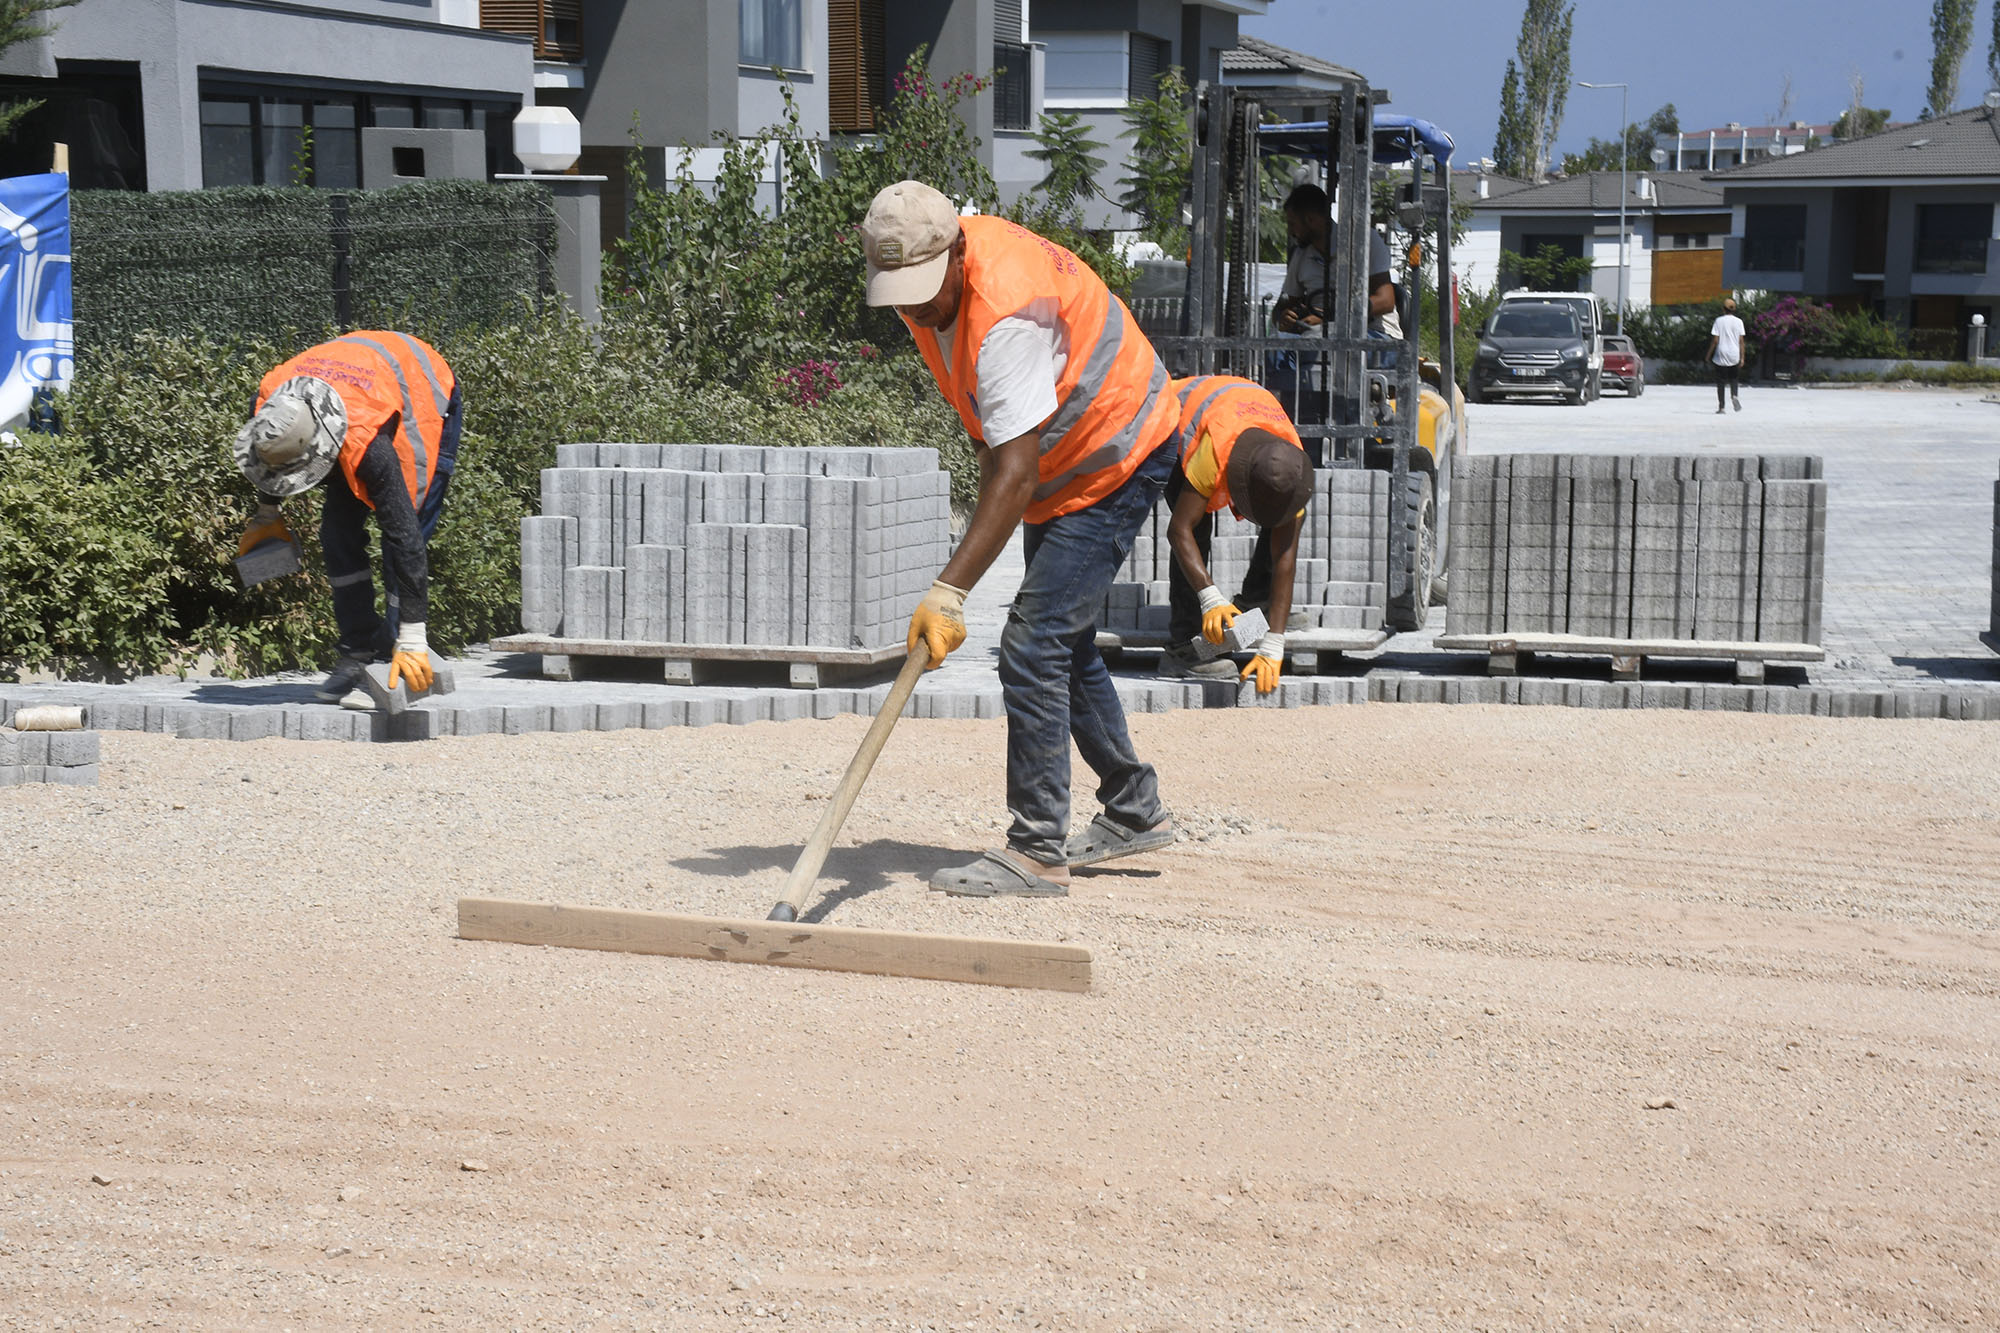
[233,376,347,497]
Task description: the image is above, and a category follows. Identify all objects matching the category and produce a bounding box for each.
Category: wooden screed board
[458,898,1093,993]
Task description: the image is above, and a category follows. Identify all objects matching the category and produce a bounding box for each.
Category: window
[741,0,804,71]
[1741,204,1806,271]
[201,82,521,187]
[828,0,883,132]
[200,97,254,187]
[1043,32,1126,104]
[1129,33,1170,102]
[479,1,583,63]
[1915,202,1990,274]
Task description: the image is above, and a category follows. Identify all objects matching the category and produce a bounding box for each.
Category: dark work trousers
[1714,361,1741,408]
[321,387,463,659]
[1164,465,1274,644]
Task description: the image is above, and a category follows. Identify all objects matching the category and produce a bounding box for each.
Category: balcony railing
[480,0,583,63]
[1914,236,1988,275]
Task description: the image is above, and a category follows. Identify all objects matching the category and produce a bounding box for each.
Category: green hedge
[70,180,557,353]
[4,317,971,680]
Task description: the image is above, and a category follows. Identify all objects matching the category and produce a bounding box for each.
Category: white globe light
[514,106,581,173]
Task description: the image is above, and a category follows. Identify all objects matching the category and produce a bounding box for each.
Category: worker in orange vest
[866,180,1178,895]
[1160,375,1312,693]
[232,332,460,710]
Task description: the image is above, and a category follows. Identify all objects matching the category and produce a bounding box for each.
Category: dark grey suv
[1468,303,1591,405]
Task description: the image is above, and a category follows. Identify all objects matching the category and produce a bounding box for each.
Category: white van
[1500,290,1605,401]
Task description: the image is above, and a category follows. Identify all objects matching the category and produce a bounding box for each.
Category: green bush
[6,312,975,679]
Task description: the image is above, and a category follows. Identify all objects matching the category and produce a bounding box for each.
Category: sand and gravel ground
[3,704,1997,1330]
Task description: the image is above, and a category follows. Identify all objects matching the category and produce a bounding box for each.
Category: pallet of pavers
[1985,460,1999,655]
[1095,466,1392,671]
[1435,452,1826,683]
[490,443,952,687]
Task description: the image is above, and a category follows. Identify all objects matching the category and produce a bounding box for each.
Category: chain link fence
[71,180,558,354]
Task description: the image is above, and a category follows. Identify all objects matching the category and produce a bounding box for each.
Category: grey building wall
[572,0,738,150]
[1178,2,1236,87]
[887,0,993,171]
[1724,183,2000,314]
[26,0,532,190]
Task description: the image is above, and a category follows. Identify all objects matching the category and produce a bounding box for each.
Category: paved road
[4,383,1996,739]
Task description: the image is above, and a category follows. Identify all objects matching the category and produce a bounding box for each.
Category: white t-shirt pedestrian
[1710,312,1746,367]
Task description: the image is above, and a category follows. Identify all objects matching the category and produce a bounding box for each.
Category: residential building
[1218,32,1361,124]
[1716,103,2000,343]
[1670,121,1837,171]
[0,0,535,190]
[1458,170,1729,311]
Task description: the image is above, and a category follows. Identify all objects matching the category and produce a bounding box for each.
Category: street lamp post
[1577,80,1629,330]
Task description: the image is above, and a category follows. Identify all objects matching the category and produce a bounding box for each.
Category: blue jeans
[1001,442,1175,864]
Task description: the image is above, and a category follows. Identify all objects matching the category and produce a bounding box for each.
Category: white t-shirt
[1279,229,1403,339]
[936,297,1068,446]
[1710,313,1746,367]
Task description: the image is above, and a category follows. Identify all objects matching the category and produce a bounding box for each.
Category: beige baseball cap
[862,180,960,307]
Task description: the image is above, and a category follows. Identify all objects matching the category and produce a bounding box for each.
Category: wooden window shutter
[829,0,885,133]
[481,1,583,62]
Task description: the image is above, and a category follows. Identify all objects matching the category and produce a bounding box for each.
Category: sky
[1238,1,1998,167]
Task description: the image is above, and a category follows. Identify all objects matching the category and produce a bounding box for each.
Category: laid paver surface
[4,383,1997,735]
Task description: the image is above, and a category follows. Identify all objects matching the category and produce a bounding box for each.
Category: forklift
[1153,73,1465,633]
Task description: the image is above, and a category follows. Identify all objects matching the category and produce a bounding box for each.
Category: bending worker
[233,332,460,710]
[1158,375,1312,693]
[864,179,1179,894]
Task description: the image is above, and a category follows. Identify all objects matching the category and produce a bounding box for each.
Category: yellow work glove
[1197,584,1240,645]
[237,502,293,557]
[388,621,435,693]
[907,579,969,669]
[1241,631,1286,694]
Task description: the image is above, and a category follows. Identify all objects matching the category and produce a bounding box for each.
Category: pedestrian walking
[1708,297,1747,413]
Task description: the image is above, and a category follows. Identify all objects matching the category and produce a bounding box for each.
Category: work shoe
[313,654,373,702]
[1157,642,1237,680]
[1715,407,1726,415]
[338,687,376,712]
[1733,398,1742,412]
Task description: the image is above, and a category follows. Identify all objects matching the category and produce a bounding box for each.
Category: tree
[1492,0,1574,179]
[1500,242,1592,292]
[0,1,79,141]
[1023,110,1107,221]
[1924,0,1976,120]
[1118,66,1192,254]
[1559,102,1677,174]
[1493,61,1530,177]
[1832,104,1890,140]
[1988,2,2000,96]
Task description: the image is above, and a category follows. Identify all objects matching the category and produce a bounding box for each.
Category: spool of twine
[11,705,85,731]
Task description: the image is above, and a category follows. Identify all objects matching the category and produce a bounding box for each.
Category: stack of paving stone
[1447,453,1825,643]
[522,444,952,651]
[1099,467,1391,637]
[0,724,99,786]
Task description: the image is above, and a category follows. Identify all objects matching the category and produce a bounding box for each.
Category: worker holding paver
[864,180,1178,895]
[232,332,461,711]
[1158,375,1313,693]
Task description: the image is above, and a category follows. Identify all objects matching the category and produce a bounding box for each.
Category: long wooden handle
[769,642,931,920]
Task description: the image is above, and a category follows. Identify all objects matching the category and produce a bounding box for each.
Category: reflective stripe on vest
[1168,374,1305,518]
[333,334,431,493]
[907,216,1175,523]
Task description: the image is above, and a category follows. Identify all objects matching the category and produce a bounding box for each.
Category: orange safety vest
[256,332,456,511]
[1169,375,1305,519]
[906,215,1176,524]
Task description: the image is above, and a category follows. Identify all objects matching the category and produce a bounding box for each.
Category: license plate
[1512,367,1544,377]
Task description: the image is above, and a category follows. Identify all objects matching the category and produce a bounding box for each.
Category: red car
[1601,335,1645,396]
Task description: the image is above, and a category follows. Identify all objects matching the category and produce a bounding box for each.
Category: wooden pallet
[489,634,905,688]
[1432,633,1825,684]
[1095,626,1390,674]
